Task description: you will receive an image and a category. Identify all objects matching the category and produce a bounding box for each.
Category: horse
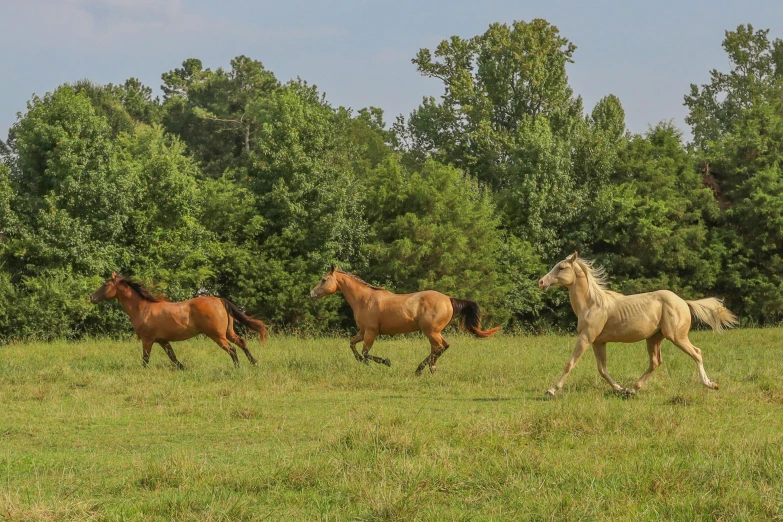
[90,272,268,368]
[538,252,738,397]
[309,265,501,374]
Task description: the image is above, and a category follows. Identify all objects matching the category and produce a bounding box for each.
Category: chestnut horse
[538,252,738,397]
[309,266,500,374]
[90,273,267,368]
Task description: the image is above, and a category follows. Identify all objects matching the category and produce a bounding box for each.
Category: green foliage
[161,56,279,177]
[360,157,528,323]
[3,20,783,339]
[0,86,220,339]
[685,24,783,150]
[685,25,783,322]
[195,81,368,329]
[345,107,395,174]
[403,19,623,256]
[586,124,722,297]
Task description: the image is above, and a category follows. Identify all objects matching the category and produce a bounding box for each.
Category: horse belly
[376,302,419,335]
[596,308,662,343]
[596,321,658,343]
[379,314,419,335]
[153,304,200,341]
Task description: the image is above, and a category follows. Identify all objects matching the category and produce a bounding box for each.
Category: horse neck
[567,273,595,315]
[334,273,374,310]
[114,285,148,321]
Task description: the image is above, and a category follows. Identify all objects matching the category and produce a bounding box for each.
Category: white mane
[574,258,619,308]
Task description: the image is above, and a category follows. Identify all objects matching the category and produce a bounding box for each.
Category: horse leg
[159,341,185,370]
[361,331,391,367]
[634,332,664,391]
[669,333,718,390]
[593,342,631,395]
[427,333,450,374]
[434,335,450,368]
[227,329,257,366]
[415,332,443,376]
[349,330,365,362]
[142,339,153,368]
[209,334,240,368]
[546,334,592,397]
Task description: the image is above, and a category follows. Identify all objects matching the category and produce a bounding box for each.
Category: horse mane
[574,258,619,308]
[118,276,166,302]
[336,269,385,291]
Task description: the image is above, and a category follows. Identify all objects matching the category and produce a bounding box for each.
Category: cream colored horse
[538,252,737,397]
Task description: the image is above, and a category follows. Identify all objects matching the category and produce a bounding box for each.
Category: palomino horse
[90,273,267,368]
[309,266,501,374]
[538,252,737,397]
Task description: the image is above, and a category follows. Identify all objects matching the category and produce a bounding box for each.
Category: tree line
[1,20,781,341]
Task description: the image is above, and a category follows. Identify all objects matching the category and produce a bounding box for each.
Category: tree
[359,157,547,326]
[685,24,783,322]
[685,24,783,151]
[200,81,368,329]
[587,123,722,297]
[400,19,622,256]
[162,56,279,176]
[344,107,395,175]
[0,86,219,339]
[116,78,161,125]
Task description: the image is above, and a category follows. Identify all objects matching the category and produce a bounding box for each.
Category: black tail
[449,298,501,338]
[222,299,268,343]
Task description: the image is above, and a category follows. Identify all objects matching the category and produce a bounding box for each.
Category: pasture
[1,329,782,521]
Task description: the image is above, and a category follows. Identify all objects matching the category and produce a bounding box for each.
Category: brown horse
[538,252,737,397]
[309,266,500,374]
[90,273,267,368]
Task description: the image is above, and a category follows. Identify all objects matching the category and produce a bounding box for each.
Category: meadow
[1,329,782,521]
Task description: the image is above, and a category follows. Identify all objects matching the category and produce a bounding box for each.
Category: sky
[1,0,782,142]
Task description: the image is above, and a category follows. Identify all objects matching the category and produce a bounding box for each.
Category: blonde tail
[686,298,738,332]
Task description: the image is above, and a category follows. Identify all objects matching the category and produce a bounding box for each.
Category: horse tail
[449,298,501,338]
[222,298,268,343]
[686,298,738,332]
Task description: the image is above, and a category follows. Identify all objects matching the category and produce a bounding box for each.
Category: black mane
[118,276,165,302]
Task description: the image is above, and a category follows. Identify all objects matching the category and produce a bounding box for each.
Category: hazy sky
[1,0,781,142]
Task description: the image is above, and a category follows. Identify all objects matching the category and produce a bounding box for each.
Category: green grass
[1,329,782,521]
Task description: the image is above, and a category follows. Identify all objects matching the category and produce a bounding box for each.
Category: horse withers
[309,266,500,374]
[538,252,737,397]
[90,273,267,368]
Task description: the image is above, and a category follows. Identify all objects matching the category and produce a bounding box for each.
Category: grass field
[1,328,782,521]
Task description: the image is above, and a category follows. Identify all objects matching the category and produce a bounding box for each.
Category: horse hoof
[712,382,719,390]
[383,359,391,367]
[414,369,423,376]
[619,388,636,399]
[362,358,370,365]
[544,390,556,398]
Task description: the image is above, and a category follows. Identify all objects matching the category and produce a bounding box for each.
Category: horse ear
[330,264,336,273]
[111,271,117,278]
[573,250,579,260]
